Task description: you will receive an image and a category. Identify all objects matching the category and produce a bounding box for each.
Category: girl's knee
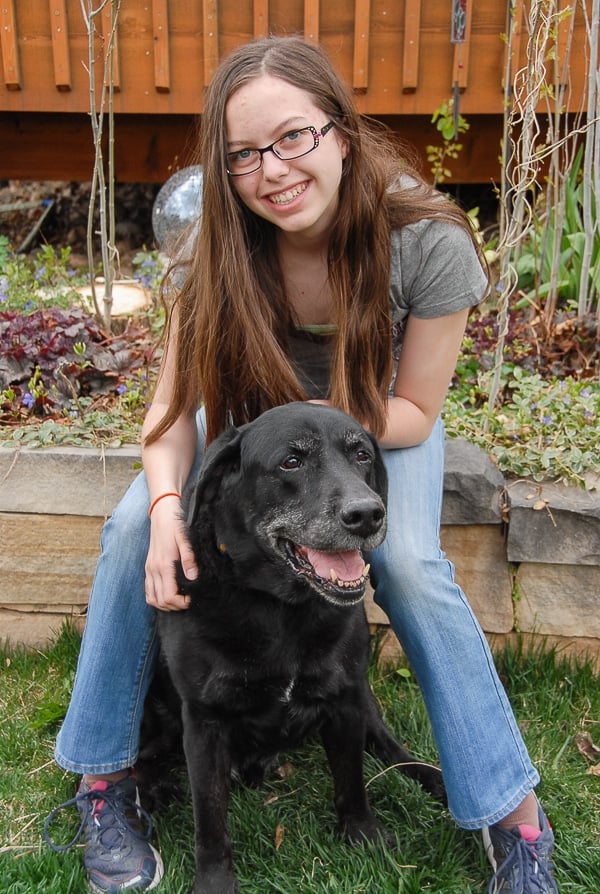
[371,550,456,614]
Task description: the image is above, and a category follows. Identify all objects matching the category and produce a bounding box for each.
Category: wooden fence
[0,1,592,183]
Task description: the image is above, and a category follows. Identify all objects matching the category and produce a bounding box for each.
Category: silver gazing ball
[152,166,204,253]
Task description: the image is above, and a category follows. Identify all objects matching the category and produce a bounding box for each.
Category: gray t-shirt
[289,219,489,399]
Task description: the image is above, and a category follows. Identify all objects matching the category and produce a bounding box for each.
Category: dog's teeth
[364,563,370,577]
[328,570,368,589]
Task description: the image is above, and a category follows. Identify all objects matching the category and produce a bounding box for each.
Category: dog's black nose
[340,498,385,537]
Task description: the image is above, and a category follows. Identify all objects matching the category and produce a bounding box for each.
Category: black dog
[144,402,444,894]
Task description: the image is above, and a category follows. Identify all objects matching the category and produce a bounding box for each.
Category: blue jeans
[55,415,539,829]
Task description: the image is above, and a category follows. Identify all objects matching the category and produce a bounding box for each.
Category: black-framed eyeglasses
[226,121,335,176]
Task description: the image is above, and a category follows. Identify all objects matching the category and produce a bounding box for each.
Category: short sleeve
[389,219,489,323]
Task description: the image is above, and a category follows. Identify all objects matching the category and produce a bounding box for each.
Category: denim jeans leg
[368,417,540,830]
[55,412,207,775]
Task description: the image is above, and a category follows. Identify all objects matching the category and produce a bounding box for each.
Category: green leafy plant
[444,366,599,487]
[0,239,86,314]
[514,147,600,318]
[132,248,166,299]
[0,234,168,448]
[0,305,157,441]
[2,226,598,490]
[426,98,470,186]
[1,410,143,449]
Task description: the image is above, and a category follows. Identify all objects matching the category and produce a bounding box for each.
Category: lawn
[1,623,599,893]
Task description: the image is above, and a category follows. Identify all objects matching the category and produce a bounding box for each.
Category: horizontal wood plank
[0,110,506,184]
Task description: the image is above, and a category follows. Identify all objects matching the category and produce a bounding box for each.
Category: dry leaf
[575,732,600,762]
[276,761,294,780]
[274,824,285,851]
[586,764,600,776]
[533,499,549,511]
[263,793,278,806]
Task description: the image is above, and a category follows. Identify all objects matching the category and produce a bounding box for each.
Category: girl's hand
[144,496,198,611]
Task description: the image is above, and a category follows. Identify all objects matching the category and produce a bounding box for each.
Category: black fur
[139,403,445,894]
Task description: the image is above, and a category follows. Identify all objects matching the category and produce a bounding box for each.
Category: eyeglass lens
[227,125,323,175]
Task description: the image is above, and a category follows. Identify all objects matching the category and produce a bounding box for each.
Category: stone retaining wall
[1,441,598,670]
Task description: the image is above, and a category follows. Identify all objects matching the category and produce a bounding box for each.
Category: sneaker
[44,773,164,892]
[483,806,558,893]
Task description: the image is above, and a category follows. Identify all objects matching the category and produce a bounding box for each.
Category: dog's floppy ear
[185,426,243,530]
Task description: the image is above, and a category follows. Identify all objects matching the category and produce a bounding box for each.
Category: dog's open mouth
[284,541,370,605]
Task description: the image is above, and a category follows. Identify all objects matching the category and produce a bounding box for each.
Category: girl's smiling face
[225,74,348,243]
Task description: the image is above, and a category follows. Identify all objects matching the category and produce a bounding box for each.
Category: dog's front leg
[363,687,446,804]
[182,706,239,894]
[320,710,394,848]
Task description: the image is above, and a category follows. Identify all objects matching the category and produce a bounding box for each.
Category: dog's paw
[193,867,239,894]
[419,766,447,805]
[340,817,396,850]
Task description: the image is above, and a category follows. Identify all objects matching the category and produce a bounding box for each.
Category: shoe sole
[482,828,501,894]
[88,845,164,893]
[482,827,497,869]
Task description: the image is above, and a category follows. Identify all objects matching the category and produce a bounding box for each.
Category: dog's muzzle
[283,541,371,606]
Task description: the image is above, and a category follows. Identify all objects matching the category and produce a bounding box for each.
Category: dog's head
[184,403,387,607]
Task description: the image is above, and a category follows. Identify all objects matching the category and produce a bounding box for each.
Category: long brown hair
[147,37,481,446]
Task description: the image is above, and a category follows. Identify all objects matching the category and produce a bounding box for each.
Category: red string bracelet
[148,491,182,518]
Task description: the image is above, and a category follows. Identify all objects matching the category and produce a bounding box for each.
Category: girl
[46,37,558,894]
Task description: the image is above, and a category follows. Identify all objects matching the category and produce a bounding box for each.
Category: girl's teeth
[269,184,306,205]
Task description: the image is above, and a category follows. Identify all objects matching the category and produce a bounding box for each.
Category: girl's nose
[260,149,290,180]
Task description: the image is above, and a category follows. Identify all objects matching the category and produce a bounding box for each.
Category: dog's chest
[204,656,350,743]
[281,677,296,703]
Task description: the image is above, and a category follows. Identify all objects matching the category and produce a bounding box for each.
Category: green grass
[1,624,599,893]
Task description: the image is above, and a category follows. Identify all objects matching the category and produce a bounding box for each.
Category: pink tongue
[305,548,364,582]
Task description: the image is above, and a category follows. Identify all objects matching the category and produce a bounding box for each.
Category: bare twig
[80,0,122,331]
[489,0,599,414]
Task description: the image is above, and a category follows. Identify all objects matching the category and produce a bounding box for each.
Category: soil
[0,179,160,270]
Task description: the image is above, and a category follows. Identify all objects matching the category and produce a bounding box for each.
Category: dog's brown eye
[280,455,302,470]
